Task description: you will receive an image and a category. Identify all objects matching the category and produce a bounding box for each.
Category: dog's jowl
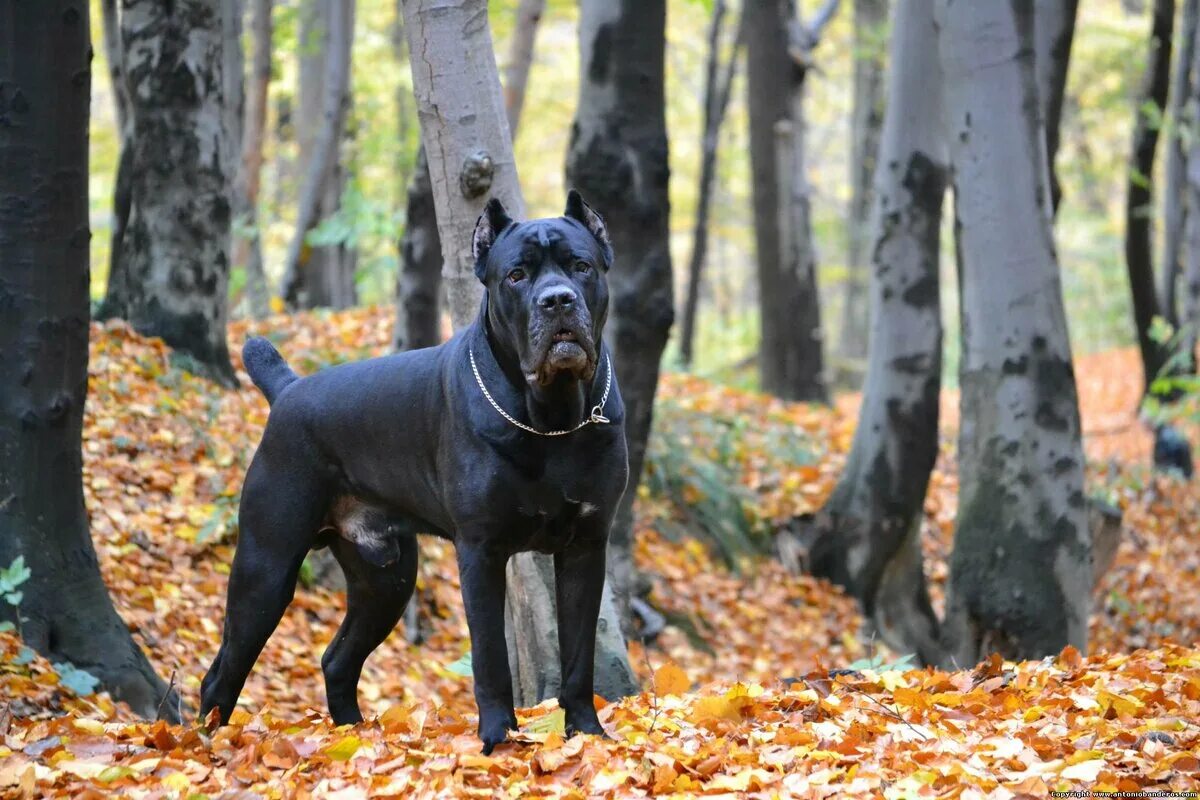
[199,191,629,754]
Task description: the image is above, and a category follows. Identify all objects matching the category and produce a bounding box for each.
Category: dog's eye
[507,269,526,284]
[574,260,591,274]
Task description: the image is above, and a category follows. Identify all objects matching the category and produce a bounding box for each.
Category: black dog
[199,192,628,753]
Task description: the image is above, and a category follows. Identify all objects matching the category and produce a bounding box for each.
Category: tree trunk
[566,0,675,638]
[809,0,946,665]
[745,0,832,402]
[680,0,741,369]
[837,0,888,369]
[0,0,179,720]
[1035,0,1079,216]
[99,0,134,326]
[400,0,637,706]
[1125,0,1175,392]
[1185,9,1200,347]
[394,146,443,351]
[281,0,357,310]
[937,0,1091,666]
[233,0,273,320]
[504,0,546,137]
[1161,0,1198,324]
[103,0,238,387]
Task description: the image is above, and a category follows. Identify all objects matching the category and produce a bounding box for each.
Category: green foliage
[445,650,473,677]
[53,662,101,697]
[846,653,918,673]
[1,556,31,608]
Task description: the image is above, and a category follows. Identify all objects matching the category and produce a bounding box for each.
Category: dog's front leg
[553,535,608,737]
[456,540,517,754]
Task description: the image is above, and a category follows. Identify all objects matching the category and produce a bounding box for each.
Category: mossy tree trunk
[0,0,179,720]
[936,0,1091,666]
[102,0,238,387]
[810,0,946,664]
[565,0,675,637]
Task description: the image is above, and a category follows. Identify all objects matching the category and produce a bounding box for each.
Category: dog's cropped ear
[473,198,513,281]
[564,189,613,270]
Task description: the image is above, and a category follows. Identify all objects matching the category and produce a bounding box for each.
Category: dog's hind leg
[321,534,417,724]
[200,457,326,725]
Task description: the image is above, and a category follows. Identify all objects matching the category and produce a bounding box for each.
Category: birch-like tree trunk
[837,0,887,368]
[281,0,356,310]
[1035,0,1079,216]
[566,0,675,638]
[1185,9,1200,347]
[936,0,1091,666]
[809,0,945,664]
[103,0,238,387]
[745,0,833,402]
[400,0,637,707]
[680,0,741,369]
[503,0,546,137]
[1161,0,1198,324]
[233,0,273,319]
[0,0,178,720]
[1125,0,1175,391]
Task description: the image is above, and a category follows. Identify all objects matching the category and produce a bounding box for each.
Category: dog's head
[473,190,613,387]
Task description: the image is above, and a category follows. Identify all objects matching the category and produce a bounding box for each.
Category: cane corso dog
[199,191,628,753]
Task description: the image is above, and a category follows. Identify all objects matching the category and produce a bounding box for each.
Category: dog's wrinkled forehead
[494,220,598,270]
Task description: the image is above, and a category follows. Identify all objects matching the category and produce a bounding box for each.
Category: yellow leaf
[323,735,365,761]
[269,296,285,314]
[162,772,191,793]
[1060,759,1106,782]
[72,718,105,735]
[525,708,565,735]
[653,662,690,696]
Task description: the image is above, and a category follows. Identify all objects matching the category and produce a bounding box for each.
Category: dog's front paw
[563,705,607,739]
[478,709,518,755]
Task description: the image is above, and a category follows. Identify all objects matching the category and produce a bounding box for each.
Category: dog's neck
[481,306,592,433]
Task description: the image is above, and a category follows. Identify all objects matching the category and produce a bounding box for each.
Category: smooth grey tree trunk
[99,0,135,325]
[503,0,547,137]
[233,0,273,319]
[745,0,833,402]
[281,0,357,310]
[0,0,179,720]
[103,0,238,387]
[1185,8,1200,347]
[1125,0,1175,391]
[837,0,888,370]
[566,0,675,640]
[809,0,945,665]
[680,0,741,369]
[937,0,1091,666]
[1034,0,1079,216]
[1161,0,1198,324]
[400,0,637,707]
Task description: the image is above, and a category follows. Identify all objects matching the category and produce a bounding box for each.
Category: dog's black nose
[537,285,576,311]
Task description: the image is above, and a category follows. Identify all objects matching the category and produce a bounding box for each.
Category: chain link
[469,347,612,436]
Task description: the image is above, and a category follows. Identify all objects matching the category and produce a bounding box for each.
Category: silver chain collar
[468,347,612,436]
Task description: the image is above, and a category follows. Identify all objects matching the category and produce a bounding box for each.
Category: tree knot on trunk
[459,150,495,198]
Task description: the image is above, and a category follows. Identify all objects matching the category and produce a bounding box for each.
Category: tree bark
[0,0,179,720]
[1125,0,1175,392]
[809,0,946,665]
[1161,0,1198,323]
[233,0,273,319]
[504,0,547,137]
[937,0,1091,666]
[746,0,833,402]
[400,0,637,706]
[837,0,888,368]
[1185,8,1200,346]
[99,0,134,326]
[102,0,238,387]
[566,0,675,638]
[394,146,443,351]
[1035,0,1079,216]
[281,0,357,310]
[680,0,741,369]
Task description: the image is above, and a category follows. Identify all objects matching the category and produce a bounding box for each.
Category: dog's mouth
[526,322,596,386]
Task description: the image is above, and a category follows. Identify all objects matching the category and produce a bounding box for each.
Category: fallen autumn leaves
[0,306,1198,797]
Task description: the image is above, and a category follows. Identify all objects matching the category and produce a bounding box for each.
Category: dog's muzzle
[525,285,597,386]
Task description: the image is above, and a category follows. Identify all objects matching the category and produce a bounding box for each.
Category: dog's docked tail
[242,337,299,406]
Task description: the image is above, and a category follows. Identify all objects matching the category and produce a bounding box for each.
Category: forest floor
[1,307,1198,798]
